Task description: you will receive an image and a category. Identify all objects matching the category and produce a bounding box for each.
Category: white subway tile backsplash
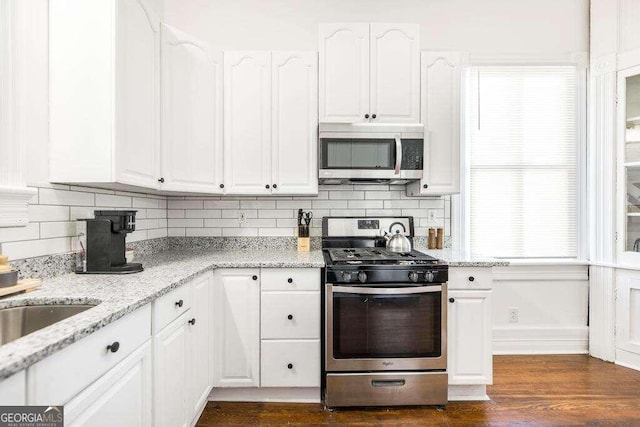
[384,200,420,209]
[0,223,40,243]
[147,209,167,219]
[259,228,295,236]
[2,237,71,260]
[185,209,222,219]
[258,209,293,219]
[39,188,95,206]
[167,200,204,209]
[28,205,69,222]
[221,209,258,219]
[95,194,132,207]
[203,200,240,209]
[348,200,384,209]
[329,191,364,200]
[168,209,185,218]
[275,200,312,209]
[167,218,204,228]
[133,197,162,209]
[148,228,168,239]
[240,200,276,209]
[40,222,76,239]
[222,228,258,237]
[312,200,347,209]
[186,228,222,237]
[168,228,186,237]
[364,191,401,200]
[329,209,366,216]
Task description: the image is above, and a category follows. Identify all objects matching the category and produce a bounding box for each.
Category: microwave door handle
[332,285,442,295]
[394,136,402,175]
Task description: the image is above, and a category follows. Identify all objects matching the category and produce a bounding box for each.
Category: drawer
[261,340,320,387]
[261,268,320,291]
[261,292,320,339]
[27,304,151,405]
[448,267,493,290]
[153,284,191,333]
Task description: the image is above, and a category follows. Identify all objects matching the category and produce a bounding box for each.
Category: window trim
[456,53,588,262]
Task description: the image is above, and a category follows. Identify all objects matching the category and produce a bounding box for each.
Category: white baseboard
[448,385,488,401]
[616,349,640,371]
[210,387,321,403]
[493,326,589,355]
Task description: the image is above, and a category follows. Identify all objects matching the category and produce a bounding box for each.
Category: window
[466,65,580,258]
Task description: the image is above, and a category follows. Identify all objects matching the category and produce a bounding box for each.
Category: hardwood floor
[197,355,640,426]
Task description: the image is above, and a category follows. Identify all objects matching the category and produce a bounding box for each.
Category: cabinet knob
[468,276,475,282]
[158,177,165,183]
[287,314,293,320]
[188,318,196,325]
[273,184,278,189]
[372,114,377,119]
[364,114,370,119]
[423,184,428,189]
[265,184,270,189]
[175,299,184,308]
[287,363,293,369]
[219,183,224,189]
[449,298,455,303]
[287,278,293,283]
[107,341,120,353]
[252,275,258,280]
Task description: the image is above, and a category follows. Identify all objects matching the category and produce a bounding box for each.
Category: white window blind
[467,66,578,258]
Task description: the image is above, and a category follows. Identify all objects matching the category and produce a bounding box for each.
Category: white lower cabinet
[0,370,26,405]
[212,269,261,387]
[447,267,493,398]
[261,340,320,387]
[616,269,640,369]
[153,271,214,427]
[212,267,321,401]
[65,341,153,427]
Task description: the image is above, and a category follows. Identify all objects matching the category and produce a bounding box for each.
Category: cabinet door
[212,269,260,387]
[448,290,492,385]
[154,312,190,427]
[271,52,318,195]
[616,271,640,360]
[160,24,223,193]
[66,341,152,427]
[419,51,462,195]
[188,273,213,419]
[0,371,25,405]
[224,51,272,195]
[319,23,370,123]
[369,23,420,123]
[115,0,161,188]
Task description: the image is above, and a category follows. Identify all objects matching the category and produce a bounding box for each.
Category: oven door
[326,283,447,372]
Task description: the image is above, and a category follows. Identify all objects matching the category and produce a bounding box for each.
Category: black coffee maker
[77,210,143,274]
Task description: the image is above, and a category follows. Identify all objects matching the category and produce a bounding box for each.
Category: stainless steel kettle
[383,222,412,253]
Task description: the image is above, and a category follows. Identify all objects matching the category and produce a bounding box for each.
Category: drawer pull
[175,299,184,308]
[287,278,293,283]
[287,363,293,369]
[372,379,405,387]
[468,276,475,282]
[287,314,293,320]
[252,275,258,281]
[106,341,120,353]
[188,318,196,326]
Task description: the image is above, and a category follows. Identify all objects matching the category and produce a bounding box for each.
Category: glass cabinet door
[619,67,640,262]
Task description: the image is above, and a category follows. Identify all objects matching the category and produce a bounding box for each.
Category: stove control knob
[424,271,435,283]
[341,271,352,282]
[358,271,368,283]
[409,271,420,283]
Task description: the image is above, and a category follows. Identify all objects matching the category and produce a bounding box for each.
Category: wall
[0,184,167,260]
[164,0,588,53]
[167,186,448,238]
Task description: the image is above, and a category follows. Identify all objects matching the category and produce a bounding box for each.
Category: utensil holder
[298,237,310,252]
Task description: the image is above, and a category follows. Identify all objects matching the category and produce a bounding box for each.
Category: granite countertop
[0,249,325,381]
[415,247,510,267]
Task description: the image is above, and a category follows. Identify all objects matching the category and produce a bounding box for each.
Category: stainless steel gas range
[322,216,448,408]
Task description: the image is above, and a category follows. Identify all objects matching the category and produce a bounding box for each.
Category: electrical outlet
[238,210,247,227]
[427,209,437,223]
[508,308,519,323]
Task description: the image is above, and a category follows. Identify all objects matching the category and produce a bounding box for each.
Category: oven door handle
[394,135,402,175]
[331,285,442,295]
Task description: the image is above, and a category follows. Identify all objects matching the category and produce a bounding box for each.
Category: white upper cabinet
[50,0,161,189]
[318,23,370,123]
[160,24,223,193]
[319,23,419,123]
[223,51,318,196]
[271,52,318,195]
[407,51,464,196]
[369,23,420,123]
[224,51,272,195]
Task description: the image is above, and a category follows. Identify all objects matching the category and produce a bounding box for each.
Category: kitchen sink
[0,304,96,346]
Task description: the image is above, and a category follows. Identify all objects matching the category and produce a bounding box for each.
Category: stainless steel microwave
[318,123,424,184]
